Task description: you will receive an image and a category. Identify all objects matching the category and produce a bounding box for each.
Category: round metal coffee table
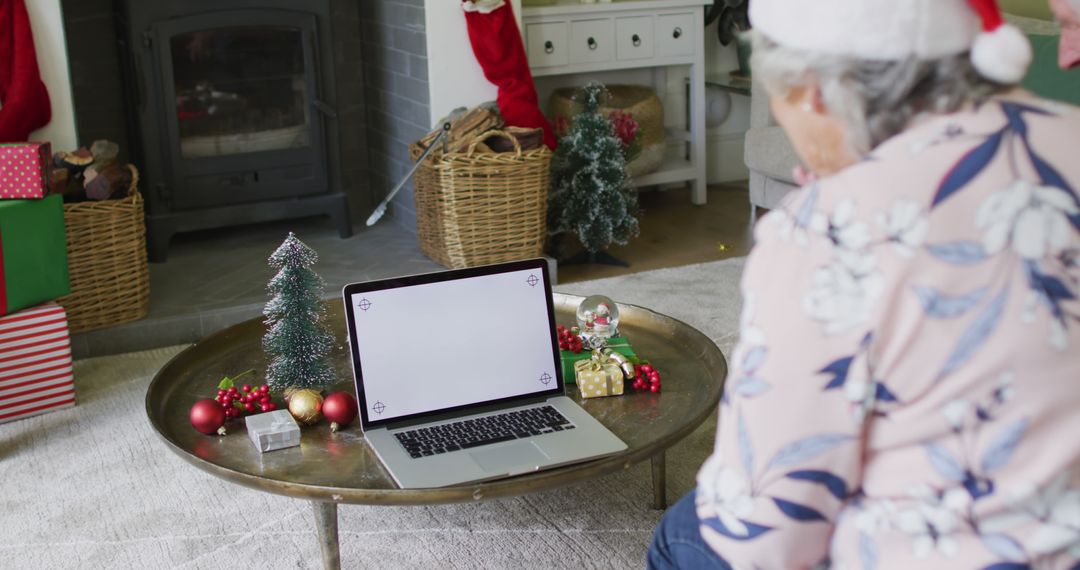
[146,294,727,569]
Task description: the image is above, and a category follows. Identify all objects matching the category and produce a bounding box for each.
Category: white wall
[425,0,522,125]
[26,0,78,150]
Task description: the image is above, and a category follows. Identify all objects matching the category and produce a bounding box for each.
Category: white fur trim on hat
[462,0,505,14]
[972,24,1033,84]
[750,0,981,59]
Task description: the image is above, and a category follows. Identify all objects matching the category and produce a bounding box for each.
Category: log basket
[410,130,551,269]
[57,164,150,333]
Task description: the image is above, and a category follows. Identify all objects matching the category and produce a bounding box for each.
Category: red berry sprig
[631,363,662,393]
[556,325,584,353]
[213,370,277,420]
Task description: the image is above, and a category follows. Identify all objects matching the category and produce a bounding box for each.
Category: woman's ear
[790,82,829,114]
[810,84,829,114]
[769,78,858,177]
[785,81,828,116]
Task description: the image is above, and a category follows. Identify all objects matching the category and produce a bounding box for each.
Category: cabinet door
[569,19,613,65]
[615,16,654,61]
[526,22,569,68]
[657,13,694,57]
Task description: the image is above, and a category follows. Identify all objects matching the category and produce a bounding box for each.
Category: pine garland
[548,82,640,254]
[262,233,334,391]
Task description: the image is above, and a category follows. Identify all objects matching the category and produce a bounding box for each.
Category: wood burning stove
[121,0,351,261]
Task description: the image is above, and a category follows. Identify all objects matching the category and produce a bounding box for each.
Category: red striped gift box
[0,302,75,424]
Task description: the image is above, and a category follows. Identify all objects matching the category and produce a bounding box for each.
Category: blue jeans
[647,490,732,570]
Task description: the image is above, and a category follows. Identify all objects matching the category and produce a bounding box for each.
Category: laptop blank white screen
[348,268,558,422]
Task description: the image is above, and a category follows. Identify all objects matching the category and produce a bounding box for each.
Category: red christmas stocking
[0,0,52,142]
[463,1,556,149]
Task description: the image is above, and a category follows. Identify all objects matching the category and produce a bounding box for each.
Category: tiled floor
[69,183,753,359]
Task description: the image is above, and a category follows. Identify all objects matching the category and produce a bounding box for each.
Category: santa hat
[750,0,1033,84]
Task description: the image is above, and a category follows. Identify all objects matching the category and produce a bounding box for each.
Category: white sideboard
[522,0,709,205]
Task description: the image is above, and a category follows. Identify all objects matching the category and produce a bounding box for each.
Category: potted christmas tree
[548,82,640,266]
[706,0,753,77]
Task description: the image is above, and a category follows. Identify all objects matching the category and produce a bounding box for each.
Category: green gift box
[0,195,70,315]
[560,336,636,384]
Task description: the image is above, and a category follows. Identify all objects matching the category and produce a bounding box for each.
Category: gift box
[560,336,636,384]
[246,409,301,452]
[575,356,625,399]
[0,194,70,315]
[0,303,76,424]
[0,143,51,199]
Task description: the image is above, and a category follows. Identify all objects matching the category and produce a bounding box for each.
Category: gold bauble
[283,386,300,402]
[283,386,323,402]
[287,389,324,426]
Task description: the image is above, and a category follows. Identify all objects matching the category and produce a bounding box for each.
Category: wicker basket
[56,164,150,333]
[411,130,551,269]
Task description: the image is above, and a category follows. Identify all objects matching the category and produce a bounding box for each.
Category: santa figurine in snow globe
[582,310,596,333]
[578,309,600,349]
[593,303,615,338]
[576,295,620,350]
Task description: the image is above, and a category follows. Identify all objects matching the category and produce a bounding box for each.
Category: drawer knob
[544,40,554,54]
[673,27,682,39]
[587,37,598,50]
[632,34,641,47]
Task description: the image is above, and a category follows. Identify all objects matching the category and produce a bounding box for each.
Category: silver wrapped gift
[245,410,301,453]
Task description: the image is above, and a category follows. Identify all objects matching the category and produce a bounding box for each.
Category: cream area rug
[0,258,745,570]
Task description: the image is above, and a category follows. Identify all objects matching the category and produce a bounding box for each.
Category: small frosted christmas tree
[262,233,334,391]
[548,81,640,260]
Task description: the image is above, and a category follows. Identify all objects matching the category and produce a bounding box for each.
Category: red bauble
[190,399,226,435]
[322,392,359,432]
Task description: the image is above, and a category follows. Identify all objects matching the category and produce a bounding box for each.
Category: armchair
[744,77,799,219]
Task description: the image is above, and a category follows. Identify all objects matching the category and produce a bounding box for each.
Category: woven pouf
[548,84,665,178]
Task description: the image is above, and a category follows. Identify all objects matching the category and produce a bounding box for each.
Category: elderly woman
[648,0,1080,568]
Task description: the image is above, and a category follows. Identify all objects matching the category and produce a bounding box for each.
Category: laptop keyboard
[393,405,575,459]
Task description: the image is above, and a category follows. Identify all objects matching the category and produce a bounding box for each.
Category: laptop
[342,258,627,488]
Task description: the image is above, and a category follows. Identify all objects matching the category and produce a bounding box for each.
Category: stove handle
[312,99,338,120]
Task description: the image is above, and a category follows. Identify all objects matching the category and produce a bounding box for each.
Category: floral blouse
[696,93,1080,570]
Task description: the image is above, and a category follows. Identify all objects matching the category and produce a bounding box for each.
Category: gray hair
[750,31,1009,155]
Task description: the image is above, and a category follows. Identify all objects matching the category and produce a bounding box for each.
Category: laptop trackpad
[470,442,550,474]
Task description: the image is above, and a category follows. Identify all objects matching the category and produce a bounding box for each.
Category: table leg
[651,451,667,510]
[312,500,341,570]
